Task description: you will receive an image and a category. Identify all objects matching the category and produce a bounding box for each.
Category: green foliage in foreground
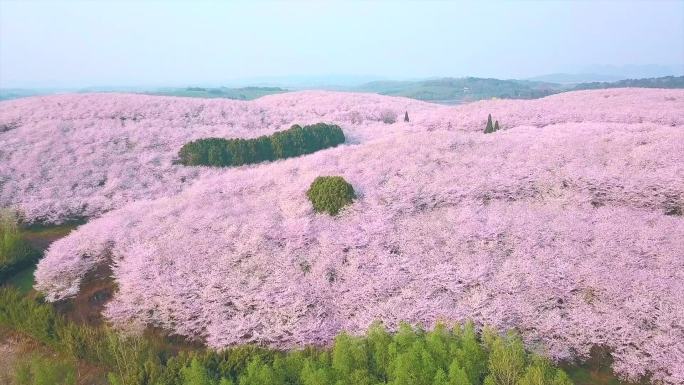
[307,176,356,216]
[0,210,39,283]
[178,123,345,167]
[12,353,77,385]
[0,286,573,385]
[7,265,37,295]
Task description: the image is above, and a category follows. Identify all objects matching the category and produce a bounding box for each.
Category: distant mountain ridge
[354,77,564,104]
[527,73,626,84]
[353,75,684,104]
[147,86,288,100]
[573,75,684,90]
[2,75,683,103]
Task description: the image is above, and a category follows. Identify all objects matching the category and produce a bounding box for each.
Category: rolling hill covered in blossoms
[1,89,683,384]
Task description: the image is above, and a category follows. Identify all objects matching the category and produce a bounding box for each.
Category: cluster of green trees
[220,323,572,385]
[0,286,573,385]
[11,353,77,385]
[178,123,345,167]
[0,210,39,282]
[484,114,501,134]
[573,75,684,90]
[357,77,561,103]
[306,176,356,216]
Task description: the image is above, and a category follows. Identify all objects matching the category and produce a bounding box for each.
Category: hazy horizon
[1,0,683,88]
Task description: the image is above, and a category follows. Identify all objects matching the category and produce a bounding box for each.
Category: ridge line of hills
[1,75,682,105]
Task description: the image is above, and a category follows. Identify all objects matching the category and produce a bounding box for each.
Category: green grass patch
[0,211,39,284]
[7,265,36,295]
[12,353,77,385]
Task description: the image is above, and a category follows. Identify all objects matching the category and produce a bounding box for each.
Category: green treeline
[0,286,573,385]
[178,123,345,167]
[573,75,684,91]
[0,211,39,282]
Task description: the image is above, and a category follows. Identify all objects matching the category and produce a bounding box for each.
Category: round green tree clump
[306,176,356,216]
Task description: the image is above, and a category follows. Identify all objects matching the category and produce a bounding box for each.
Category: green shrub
[306,176,356,215]
[13,354,77,385]
[178,123,345,167]
[0,210,39,282]
[0,287,62,346]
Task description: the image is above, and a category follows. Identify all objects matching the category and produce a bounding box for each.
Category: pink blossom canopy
[1,89,683,384]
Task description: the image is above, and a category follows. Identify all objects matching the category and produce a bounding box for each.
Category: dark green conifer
[404,111,410,122]
[494,120,500,132]
[484,114,494,133]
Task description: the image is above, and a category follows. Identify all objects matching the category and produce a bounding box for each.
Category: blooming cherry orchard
[2,89,683,383]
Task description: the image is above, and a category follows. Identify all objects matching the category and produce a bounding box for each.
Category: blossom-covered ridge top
[1,88,681,223]
[1,89,683,384]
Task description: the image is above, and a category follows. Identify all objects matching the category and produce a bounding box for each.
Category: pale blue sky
[1,0,683,88]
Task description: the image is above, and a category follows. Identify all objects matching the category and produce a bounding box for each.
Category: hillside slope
[1,89,683,383]
[356,77,562,103]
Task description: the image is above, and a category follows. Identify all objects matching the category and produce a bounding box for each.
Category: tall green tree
[484,114,494,133]
[482,332,526,385]
[238,358,280,385]
[433,369,449,385]
[366,322,393,381]
[332,332,369,381]
[448,360,472,385]
[181,357,215,385]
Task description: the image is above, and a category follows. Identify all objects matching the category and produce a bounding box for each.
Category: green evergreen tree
[482,332,526,385]
[300,361,332,385]
[425,323,450,371]
[207,145,226,167]
[404,111,410,122]
[332,332,369,380]
[484,114,494,133]
[238,358,279,385]
[393,322,418,350]
[494,120,500,132]
[366,321,392,381]
[454,322,487,385]
[517,356,573,385]
[448,359,472,385]
[433,369,449,385]
[390,339,437,385]
[181,357,215,385]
